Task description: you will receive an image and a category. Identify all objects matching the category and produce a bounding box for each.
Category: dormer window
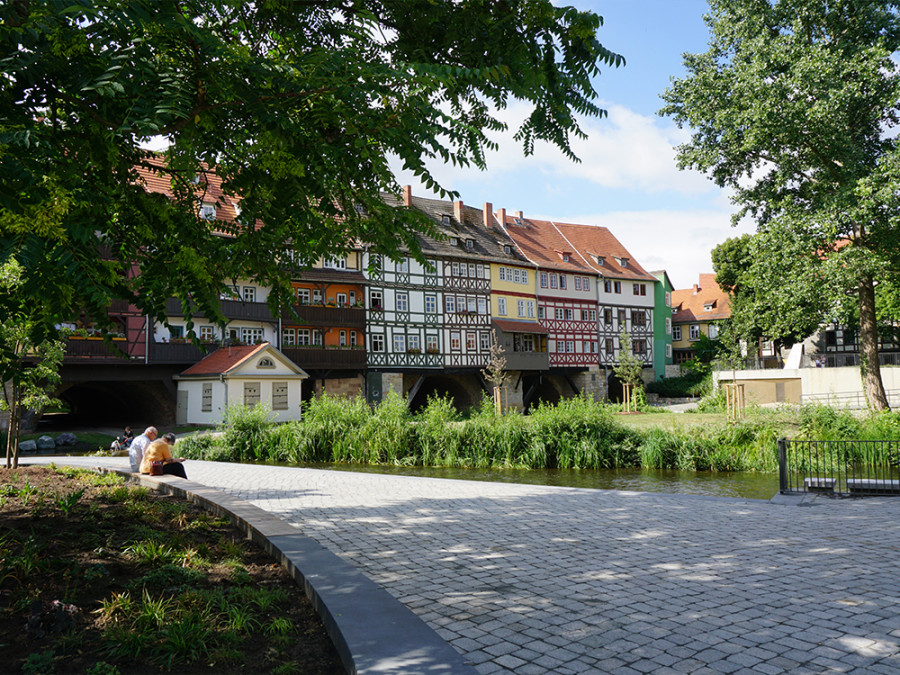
[504,244,512,255]
[442,214,452,225]
[562,253,570,262]
[618,257,628,268]
[596,255,605,266]
[199,203,217,220]
[514,217,523,226]
[465,239,475,250]
[704,301,715,311]
[448,236,458,247]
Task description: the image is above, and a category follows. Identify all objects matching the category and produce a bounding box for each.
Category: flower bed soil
[0,466,345,674]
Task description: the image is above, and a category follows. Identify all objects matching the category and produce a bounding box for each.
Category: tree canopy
[1,0,623,340]
[661,0,900,409]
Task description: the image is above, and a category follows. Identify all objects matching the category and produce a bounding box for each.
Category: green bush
[646,371,709,398]
[222,403,274,462]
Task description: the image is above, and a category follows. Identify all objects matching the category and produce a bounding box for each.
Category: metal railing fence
[778,438,900,496]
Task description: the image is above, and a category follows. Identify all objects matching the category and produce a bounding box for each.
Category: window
[350,331,358,347]
[199,202,216,220]
[468,263,476,277]
[564,308,573,321]
[633,339,647,355]
[452,262,460,277]
[665,317,672,335]
[445,296,456,313]
[312,289,323,304]
[371,334,385,352]
[538,306,545,319]
[312,330,323,346]
[498,297,507,315]
[614,281,622,294]
[477,265,485,279]
[241,328,264,344]
[527,301,535,318]
[480,332,490,350]
[499,267,506,281]
[673,325,682,341]
[708,324,719,340]
[337,293,347,306]
[604,308,613,324]
[550,274,558,289]
[633,283,647,296]
[202,383,212,413]
[339,330,347,346]
[605,338,615,354]
[396,292,409,312]
[272,382,288,411]
[426,334,439,352]
[689,324,701,341]
[575,277,582,291]
[450,332,461,350]
[467,297,477,313]
[666,344,672,358]
[540,273,548,288]
[243,286,256,302]
[632,310,646,327]
[665,291,671,307]
[559,275,567,290]
[393,334,406,352]
[566,340,575,353]
[517,300,526,317]
[370,290,383,309]
[582,277,591,291]
[297,288,310,304]
[324,256,346,269]
[397,257,409,273]
[521,335,535,352]
[618,309,626,325]
[243,382,260,407]
[425,295,437,313]
[581,310,597,321]
[199,325,214,341]
[604,280,612,293]
[298,329,311,346]
[257,357,275,368]
[349,291,357,304]
[466,239,474,250]
[555,308,565,320]
[466,332,477,350]
[477,297,487,314]
[408,334,420,351]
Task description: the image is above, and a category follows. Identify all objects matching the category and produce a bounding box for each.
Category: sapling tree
[613,329,644,410]
[481,330,508,414]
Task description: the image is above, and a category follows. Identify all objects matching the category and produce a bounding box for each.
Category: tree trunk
[859,276,889,411]
[5,384,18,469]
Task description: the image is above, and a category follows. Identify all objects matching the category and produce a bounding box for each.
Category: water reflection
[298,463,780,501]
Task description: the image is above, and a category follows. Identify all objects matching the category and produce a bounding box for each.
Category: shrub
[222,404,274,462]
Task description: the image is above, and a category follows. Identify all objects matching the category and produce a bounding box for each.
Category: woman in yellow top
[139,433,187,478]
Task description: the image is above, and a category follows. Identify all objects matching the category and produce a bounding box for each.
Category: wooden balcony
[284,305,367,329]
[148,341,213,364]
[281,346,367,370]
[165,298,275,322]
[64,338,134,361]
[506,352,550,371]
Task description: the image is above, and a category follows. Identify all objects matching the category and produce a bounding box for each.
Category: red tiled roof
[672,274,731,323]
[553,222,656,282]
[492,319,549,335]
[179,343,269,377]
[500,215,593,273]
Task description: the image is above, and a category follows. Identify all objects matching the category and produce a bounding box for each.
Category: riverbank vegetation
[179,394,900,474]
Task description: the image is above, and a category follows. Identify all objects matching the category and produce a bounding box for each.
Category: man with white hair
[129,426,158,472]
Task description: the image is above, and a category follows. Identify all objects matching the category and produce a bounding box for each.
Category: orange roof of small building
[179,343,269,377]
[671,274,732,323]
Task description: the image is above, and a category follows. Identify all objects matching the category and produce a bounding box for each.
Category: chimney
[497,208,507,227]
[693,284,699,294]
[454,200,464,224]
[515,210,523,220]
[482,202,493,229]
[402,185,412,207]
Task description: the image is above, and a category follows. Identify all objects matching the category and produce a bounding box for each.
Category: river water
[301,463,781,501]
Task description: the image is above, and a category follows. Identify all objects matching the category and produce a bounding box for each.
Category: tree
[481,330,508,414]
[2,0,623,342]
[613,329,644,409]
[0,260,65,469]
[661,0,900,410]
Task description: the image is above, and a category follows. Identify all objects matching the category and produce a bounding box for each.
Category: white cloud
[391,101,716,198]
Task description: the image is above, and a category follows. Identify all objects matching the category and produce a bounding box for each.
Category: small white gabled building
[174,343,308,425]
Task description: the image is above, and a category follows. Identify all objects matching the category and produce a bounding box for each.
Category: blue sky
[393,0,756,290]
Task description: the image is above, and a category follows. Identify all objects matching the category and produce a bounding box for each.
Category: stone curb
[104,468,477,675]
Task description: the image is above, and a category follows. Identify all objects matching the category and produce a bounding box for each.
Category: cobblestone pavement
[26,456,900,674]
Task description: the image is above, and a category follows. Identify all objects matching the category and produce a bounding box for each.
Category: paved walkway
[23,456,900,674]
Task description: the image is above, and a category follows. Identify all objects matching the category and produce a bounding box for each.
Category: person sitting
[122,426,134,446]
[129,426,157,472]
[140,433,187,478]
